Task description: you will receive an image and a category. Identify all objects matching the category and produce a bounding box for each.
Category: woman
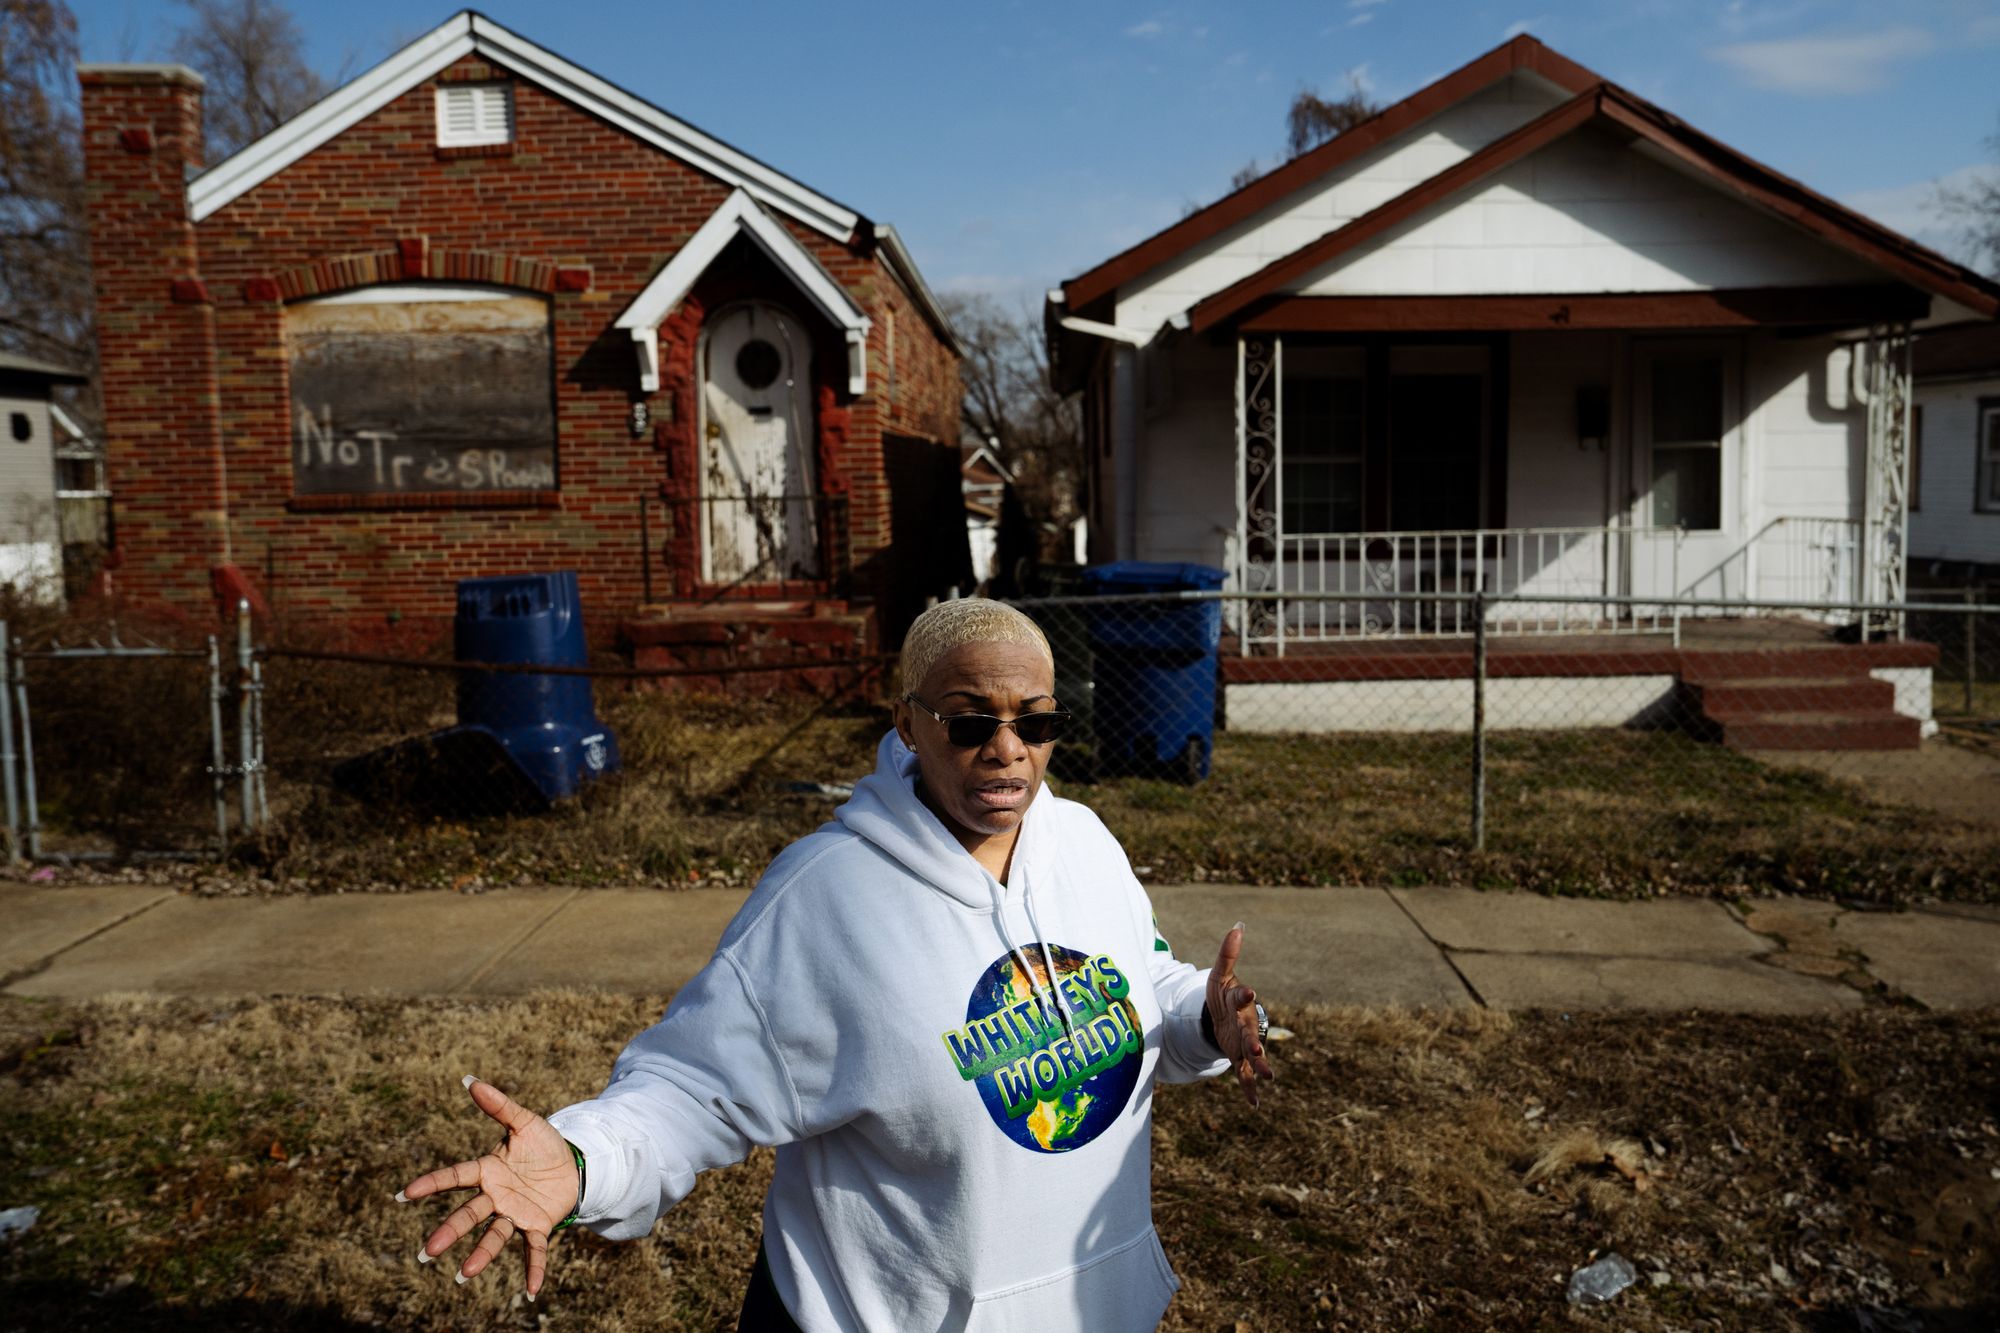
[399,598,1274,1330]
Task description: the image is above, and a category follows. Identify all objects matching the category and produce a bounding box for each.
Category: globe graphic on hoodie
[943,943,1145,1153]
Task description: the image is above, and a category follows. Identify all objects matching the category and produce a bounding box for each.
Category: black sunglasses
[903,695,1073,748]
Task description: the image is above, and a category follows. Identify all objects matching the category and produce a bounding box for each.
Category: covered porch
[1214,290,1917,653]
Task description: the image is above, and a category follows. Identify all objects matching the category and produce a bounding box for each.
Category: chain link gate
[0,602,266,864]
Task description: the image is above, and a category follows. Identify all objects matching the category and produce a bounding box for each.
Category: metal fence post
[250,657,268,829]
[0,621,17,864]
[207,635,228,850]
[1471,590,1487,853]
[1967,585,1979,716]
[236,599,255,832]
[13,637,40,861]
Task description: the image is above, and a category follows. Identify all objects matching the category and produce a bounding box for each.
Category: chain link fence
[1,591,1994,902]
[1011,588,2000,897]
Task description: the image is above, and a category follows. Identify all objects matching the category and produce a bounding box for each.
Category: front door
[699,301,819,585]
[1630,341,1739,602]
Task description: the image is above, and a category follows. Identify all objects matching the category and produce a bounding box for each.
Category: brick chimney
[77,63,228,614]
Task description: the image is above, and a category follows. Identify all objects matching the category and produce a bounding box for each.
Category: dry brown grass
[4,995,1996,1330]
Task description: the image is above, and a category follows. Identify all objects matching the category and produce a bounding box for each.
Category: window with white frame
[1281,372,1366,535]
[1648,353,1724,531]
[1979,398,2000,514]
[435,83,513,148]
[1279,345,1369,536]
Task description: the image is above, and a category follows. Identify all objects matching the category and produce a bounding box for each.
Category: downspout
[1052,311,1148,563]
[1111,343,1139,561]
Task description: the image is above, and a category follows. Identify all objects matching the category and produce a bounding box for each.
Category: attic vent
[435,83,513,148]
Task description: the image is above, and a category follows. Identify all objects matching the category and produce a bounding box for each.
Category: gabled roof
[186,10,861,240]
[1188,82,2000,333]
[1061,35,1599,313]
[614,189,871,394]
[1060,33,2000,332]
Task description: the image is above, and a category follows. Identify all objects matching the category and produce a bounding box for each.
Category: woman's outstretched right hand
[398,1076,579,1297]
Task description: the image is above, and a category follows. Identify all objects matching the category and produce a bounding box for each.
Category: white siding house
[1050,36,2000,649]
[0,351,89,600]
[1910,322,2000,581]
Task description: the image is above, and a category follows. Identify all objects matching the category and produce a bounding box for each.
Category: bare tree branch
[939,292,1083,561]
[171,0,329,160]
[1935,120,2000,278]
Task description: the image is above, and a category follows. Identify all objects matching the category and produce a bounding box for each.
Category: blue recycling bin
[1081,561,1225,783]
[453,571,619,802]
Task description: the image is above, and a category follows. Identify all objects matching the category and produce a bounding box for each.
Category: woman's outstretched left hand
[1207,924,1276,1107]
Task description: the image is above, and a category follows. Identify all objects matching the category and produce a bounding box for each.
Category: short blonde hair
[898,598,1053,696]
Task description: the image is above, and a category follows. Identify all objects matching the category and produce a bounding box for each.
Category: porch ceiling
[1235,286,1933,334]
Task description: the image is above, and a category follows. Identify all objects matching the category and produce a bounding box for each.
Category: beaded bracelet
[553,1139,586,1233]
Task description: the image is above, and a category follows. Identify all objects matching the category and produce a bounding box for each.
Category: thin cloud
[1347,0,1391,7]
[1709,26,1934,95]
[1349,12,1374,26]
[1843,164,1997,251]
[1124,20,1165,39]
[1502,16,1551,40]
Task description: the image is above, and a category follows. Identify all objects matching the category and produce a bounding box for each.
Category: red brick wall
[80,53,961,643]
[79,67,227,614]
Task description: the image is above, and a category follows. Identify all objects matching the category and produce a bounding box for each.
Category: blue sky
[71,1,2000,306]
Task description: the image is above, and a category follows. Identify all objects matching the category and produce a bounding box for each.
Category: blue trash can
[1081,561,1225,783]
[454,571,620,802]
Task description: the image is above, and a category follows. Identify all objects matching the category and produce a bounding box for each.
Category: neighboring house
[962,442,1012,586]
[77,10,960,659]
[1910,320,2000,585]
[1049,34,1999,645]
[1046,34,2000,748]
[51,403,113,597]
[0,351,89,601]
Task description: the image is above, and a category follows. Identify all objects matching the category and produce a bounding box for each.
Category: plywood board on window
[286,294,556,496]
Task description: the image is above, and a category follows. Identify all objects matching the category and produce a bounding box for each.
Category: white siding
[1506,331,1618,529]
[0,389,62,599]
[1301,131,1879,297]
[1114,72,1573,334]
[1910,375,2000,567]
[1133,336,1236,568]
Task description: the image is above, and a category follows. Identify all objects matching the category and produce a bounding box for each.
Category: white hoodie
[549,730,1226,1332]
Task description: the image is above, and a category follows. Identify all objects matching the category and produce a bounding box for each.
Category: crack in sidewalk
[1385,889,1488,1008]
[1,889,179,992]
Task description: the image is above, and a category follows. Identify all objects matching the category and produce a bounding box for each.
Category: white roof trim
[615,189,871,395]
[875,224,962,356]
[186,11,861,240]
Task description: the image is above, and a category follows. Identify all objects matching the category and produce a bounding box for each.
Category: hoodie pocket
[963,1227,1178,1333]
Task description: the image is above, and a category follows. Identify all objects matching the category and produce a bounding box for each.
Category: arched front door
[699,301,819,585]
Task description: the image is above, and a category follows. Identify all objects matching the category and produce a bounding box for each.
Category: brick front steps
[1681,657,1925,751]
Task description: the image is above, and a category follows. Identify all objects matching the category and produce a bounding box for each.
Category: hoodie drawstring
[986,861,1079,1046]
[1021,875,1078,1043]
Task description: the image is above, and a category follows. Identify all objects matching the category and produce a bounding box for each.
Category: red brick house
[78,10,962,660]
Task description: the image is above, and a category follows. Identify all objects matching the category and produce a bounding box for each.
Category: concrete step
[1715,710,1922,751]
[1690,677,1896,715]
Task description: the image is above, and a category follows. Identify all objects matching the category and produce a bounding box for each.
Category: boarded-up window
[286,286,556,497]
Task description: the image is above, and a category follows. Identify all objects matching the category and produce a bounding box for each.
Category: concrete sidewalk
[4,882,1998,1012]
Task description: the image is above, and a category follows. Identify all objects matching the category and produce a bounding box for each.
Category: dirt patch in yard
[2,995,1995,1330]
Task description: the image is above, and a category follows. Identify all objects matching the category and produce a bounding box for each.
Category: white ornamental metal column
[1858,323,1912,632]
[1237,336,1281,652]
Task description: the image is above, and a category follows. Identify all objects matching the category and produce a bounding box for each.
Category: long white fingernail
[417,1246,433,1265]
[462,1074,479,1090]
[527,1291,537,1303]
[394,1190,409,1203]
[1233,921,1245,933]
[455,1271,468,1286]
